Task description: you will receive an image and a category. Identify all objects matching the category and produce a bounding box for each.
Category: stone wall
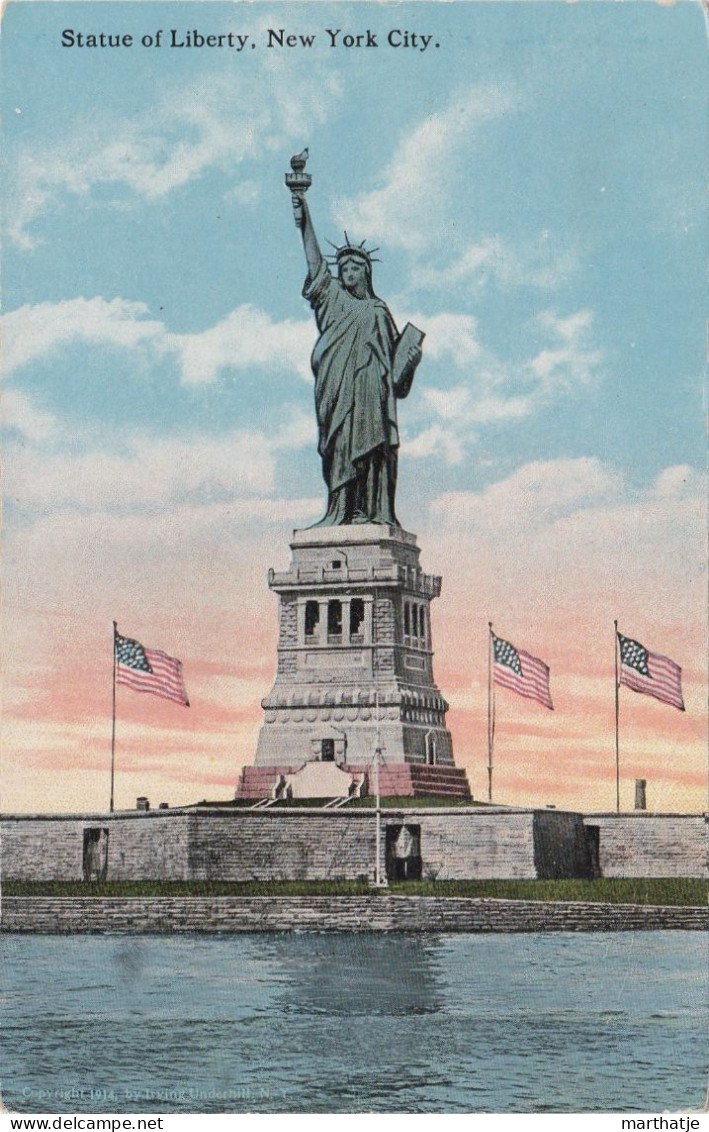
[372,594,396,675]
[276,595,298,677]
[372,594,395,645]
[2,896,706,934]
[107,815,191,881]
[2,816,87,881]
[2,808,705,884]
[1,813,191,882]
[186,811,375,882]
[584,814,708,878]
[278,595,298,646]
[414,811,538,880]
[1,808,555,883]
[185,809,548,883]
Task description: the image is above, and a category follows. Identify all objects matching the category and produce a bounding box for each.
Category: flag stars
[493,636,523,676]
[618,635,650,676]
[115,634,153,673]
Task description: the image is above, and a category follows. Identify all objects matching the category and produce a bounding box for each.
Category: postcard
[1,0,707,1118]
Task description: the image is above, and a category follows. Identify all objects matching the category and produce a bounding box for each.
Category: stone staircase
[236,761,471,802]
[371,763,471,799]
[407,764,471,799]
[235,765,299,800]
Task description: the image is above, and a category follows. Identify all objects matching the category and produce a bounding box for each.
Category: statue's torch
[286,148,311,218]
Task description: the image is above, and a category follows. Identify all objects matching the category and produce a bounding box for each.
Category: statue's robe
[304,260,400,526]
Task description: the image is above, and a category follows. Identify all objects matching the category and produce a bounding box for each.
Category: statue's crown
[326,232,380,269]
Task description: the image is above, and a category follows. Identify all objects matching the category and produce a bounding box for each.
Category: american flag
[115,630,189,707]
[493,633,554,710]
[617,633,684,712]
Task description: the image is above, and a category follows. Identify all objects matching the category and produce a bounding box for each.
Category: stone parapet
[268,562,442,599]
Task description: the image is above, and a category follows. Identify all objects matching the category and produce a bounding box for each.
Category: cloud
[431,457,625,533]
[8,64,342,249]
[7,430,274,510]
[333,87,585,306]
[4,297,162,376]
[415,235,580,294]
[3,495,320,639]
[269,406,316,451]
[530,309,602,392]
[403,307,603,462]
[411,313,482,369]
[1,389,57,441]
[6,406,319,514]
[428,459,706,615]
[333,84,515,252]
[4,295,313,385]
[166,306,313,385]
[653,465,699,498]
[2,467,320,812]
[401,424,464,465]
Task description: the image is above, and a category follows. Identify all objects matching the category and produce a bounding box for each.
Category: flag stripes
[617,633,684,712]
[115,632,189,707]
[492,634,554,710]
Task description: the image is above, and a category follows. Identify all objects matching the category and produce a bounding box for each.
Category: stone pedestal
[253,524,456,774]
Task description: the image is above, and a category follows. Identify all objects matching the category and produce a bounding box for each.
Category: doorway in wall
[83,828,109,882]
[385,824,422,881]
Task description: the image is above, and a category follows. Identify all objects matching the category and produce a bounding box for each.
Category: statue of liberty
[288,151,423,527]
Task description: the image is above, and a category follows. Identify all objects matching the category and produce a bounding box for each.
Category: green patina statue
[288,151,423,527]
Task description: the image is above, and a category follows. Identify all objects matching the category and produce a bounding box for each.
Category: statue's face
[340,257,369,296]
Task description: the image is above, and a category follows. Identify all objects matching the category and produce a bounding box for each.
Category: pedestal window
[350,598,365,642]
[305,600,320,640]
[327,600,343,642]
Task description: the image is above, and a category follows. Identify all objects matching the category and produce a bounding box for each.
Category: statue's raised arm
[286,149,423,528]
[287,148,323,279]
[293,193,323,280]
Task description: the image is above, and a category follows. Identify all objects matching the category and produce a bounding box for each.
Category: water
[1,932,706,1113]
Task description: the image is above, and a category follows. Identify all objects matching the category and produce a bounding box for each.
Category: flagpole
[373,690,386,887]
[487,622,495,803]
[110,621,117,814]
[614,619,620,814]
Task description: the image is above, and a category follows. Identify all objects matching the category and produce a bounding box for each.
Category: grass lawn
[3,878,707,905]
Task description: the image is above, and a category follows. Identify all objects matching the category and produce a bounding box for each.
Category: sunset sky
[3,1,706,814]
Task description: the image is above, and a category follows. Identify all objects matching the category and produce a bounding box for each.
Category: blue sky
[5,2,706,502]
[2,2,707,812]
